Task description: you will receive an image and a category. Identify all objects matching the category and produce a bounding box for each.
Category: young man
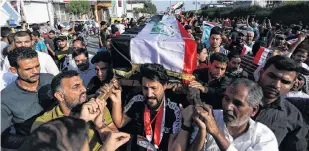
[87,51,114,97]
[72,48,96,86]
[190,53,231,109]
[208,26,229,56]
[107,63,194,151]
[99,21,109,49]
[31,70,118,151]
[1,47,54,148]
[55,35,73,70]
[225,52,248,80]
[31,31,48,54]
[255,56,308,151]
[45,30,57,57]
[2,31,59,76]
[190,79,278,151]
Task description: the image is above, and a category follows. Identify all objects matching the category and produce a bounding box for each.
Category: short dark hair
[51,70,79,96]
[197,43,205,54]
[8,47,38,68]
[227,51,241,60]
[14,31,31,41]
[19,117,88,151]
[49,30,55,34]
[32,31,40,37]
[139,63,169,85]
[293,48,308,56]
[7,33,15,44]
[210,26,222,36]
[91,51,112,65]
[1,27,11,38]
[100,21,107,26]
[210,53,229,64]
[72,48,89,59]
[263,55,299,74]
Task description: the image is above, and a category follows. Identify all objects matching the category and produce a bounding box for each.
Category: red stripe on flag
[241,47,247,56]
[253,47,265,64]
[177,21,197,75]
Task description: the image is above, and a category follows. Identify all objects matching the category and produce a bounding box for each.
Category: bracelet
[181,124,191,132]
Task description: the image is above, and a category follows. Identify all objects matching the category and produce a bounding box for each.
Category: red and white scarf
[143,100,166,149]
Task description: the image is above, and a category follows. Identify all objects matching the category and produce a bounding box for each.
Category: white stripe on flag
[130,15,186,73]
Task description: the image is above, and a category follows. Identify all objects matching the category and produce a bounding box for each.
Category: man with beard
[189,78,278,151]
[72,48,96,86]
[31,70,118,151]
[254,56,308,151]
[228,31,245,54]
[1,47,54,148]
[225,52,248,80]
[106,63,194,151]
[189,53,231,109]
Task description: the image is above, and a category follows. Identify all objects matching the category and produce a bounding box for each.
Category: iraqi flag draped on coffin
[111,15,197,81]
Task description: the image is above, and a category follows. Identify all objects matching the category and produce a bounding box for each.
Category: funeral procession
[1,0,309,151]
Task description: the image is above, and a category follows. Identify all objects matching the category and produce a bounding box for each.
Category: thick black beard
[145,98,163,111]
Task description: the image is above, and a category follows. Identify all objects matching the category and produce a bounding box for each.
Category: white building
[126,2,145,19]
[232,0,267,7]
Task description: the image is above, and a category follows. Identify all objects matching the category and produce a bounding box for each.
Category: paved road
[86,35,100,55]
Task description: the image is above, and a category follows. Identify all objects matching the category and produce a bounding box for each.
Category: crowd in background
[0,12,309,151]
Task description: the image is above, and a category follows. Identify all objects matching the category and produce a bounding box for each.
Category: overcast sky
[152,0,215,11]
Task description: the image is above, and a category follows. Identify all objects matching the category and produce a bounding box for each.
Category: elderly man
[189,78,278,151]
[245,28,255,48]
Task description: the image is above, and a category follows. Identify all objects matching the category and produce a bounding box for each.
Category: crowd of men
[0,13,309,151]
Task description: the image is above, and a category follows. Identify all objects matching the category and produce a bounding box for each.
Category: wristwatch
[181,124,191,132]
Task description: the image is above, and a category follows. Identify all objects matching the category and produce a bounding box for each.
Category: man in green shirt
[31,70,118,151]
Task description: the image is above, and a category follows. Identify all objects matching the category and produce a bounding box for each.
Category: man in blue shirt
[31,31,48,54]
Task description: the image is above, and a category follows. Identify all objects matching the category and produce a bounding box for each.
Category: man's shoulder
[31,106,57,132]
[40,73,54,82]
[280,98,303,117]
[1,81,18,101]
[124,94,145,112]
[251,120,278,144]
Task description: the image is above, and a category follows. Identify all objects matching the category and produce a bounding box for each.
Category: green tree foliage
[141,2,157,14]
[184,2,309,25]
[65,0,91,16]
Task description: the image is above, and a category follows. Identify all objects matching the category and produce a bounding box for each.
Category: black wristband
[181,124,191,132]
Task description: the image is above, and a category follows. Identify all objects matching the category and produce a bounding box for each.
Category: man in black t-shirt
[55,35,73,70]
[102,63,194,151]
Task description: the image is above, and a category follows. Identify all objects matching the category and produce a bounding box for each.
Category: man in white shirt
[115,20,125,34]
[0,70,17,91]
[64,39,94,71]
[72,48,96,86]
[189,78,278,151]
[282,74,309,99]
[2,31,59,76]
